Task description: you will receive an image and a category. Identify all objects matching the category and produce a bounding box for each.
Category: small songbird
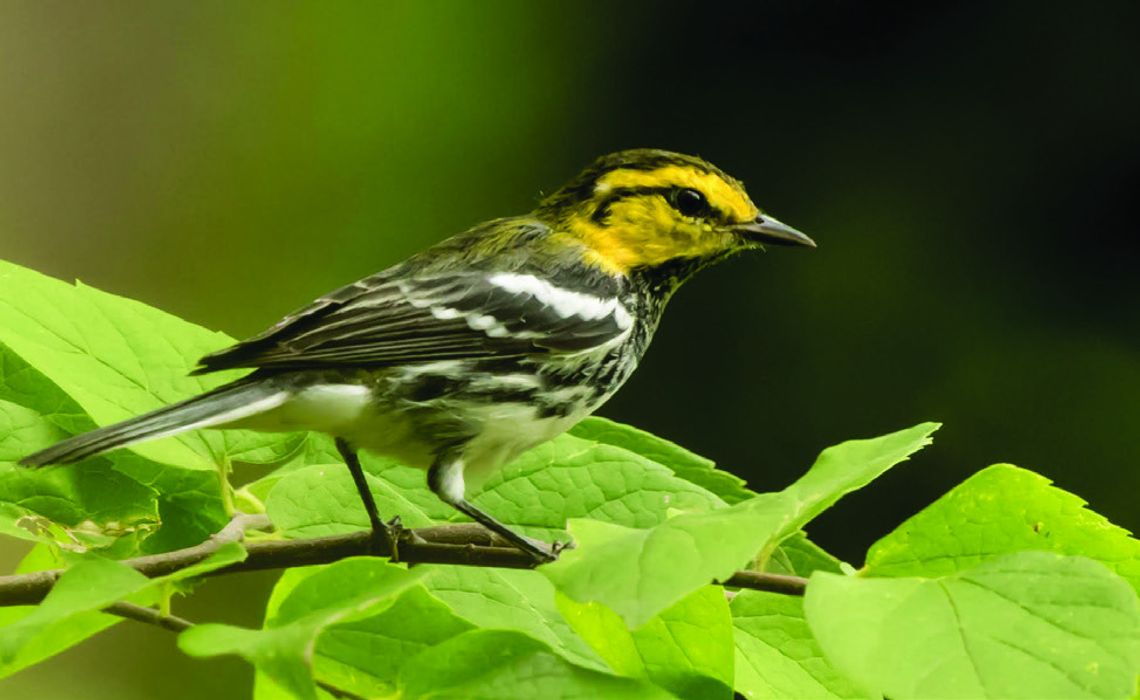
[21,149,814,562]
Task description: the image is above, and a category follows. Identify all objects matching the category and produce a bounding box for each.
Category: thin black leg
[427,456,561,564]
[335,438,398,559]
[453,499,558,563]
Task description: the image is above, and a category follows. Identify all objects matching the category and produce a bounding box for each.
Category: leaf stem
[217,456,235,518]
[105,601,193,633]
[101,602,370,699]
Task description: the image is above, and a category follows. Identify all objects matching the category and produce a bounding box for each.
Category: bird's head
[537,149,814,278]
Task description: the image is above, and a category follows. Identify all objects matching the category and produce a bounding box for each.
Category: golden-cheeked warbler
[22,149,815,562]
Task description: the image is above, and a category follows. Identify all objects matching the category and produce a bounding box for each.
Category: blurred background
[2,1,1137,696]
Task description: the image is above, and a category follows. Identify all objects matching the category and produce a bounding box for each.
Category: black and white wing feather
[193,271,631,374]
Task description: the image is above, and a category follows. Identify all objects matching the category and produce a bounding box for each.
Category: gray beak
[736,215,816,248]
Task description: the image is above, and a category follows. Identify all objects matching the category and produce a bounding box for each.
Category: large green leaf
[805,552,1140,699]
[559,585,735,700]
[543,499,794,628]
[764,531,845,577]
[731,590,870,699]
[469,433,727,539]
[255,563,609,698]
[0,343,92,436]
[422,566,606,671]
[569,416,754,504]
[545,424,938,627]
[132,465,230,553]
[0,344,161,552]
[0,350,229,554]
[769,423,940,562]
[302,585,476,698]
[180,558,423,700]
[865,464,1140,592]
[265,430,727,541]
[265,460,449,537]
[0,543,245,679]
[0,558,147,679]
[395,629,674,699]
[0,259,299,470]
[0,459,158,550]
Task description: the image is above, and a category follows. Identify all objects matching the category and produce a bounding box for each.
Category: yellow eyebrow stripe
[596,165,758,222]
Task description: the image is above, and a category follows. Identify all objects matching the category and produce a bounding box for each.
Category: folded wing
[193,271,631,374]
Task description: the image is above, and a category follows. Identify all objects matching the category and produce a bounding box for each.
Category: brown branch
[105,601,194,633]
[721,569,808,596]
[0,520,807,606]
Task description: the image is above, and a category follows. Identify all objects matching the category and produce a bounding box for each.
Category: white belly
[451,401,589,487]
[229,381,601,489]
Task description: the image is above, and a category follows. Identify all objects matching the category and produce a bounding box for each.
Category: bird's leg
[335,438,401,560]
[427,455,561,564]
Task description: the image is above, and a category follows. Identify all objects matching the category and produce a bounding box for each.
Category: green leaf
[242,433,340,507]
[543,498,795,628]
[0,397,69,464]
[180,558,423,700]
[0,344,162,551]
[422,566,606,671]
[544,424,937,627]
[0,542,244,679]
[0,558,144,678]
[570,416,754,504]
[0,547,115,674]
[266,461,448,537]
[0,259,297,470]
[770,422,940,561]
[265,430,727,542]
[134,466,229,553]
[556,594,645,677]
[560,586,735,700]
[0,343,92,436]
[865,464,1140,592]
[305,585,476,698]
[804,552,1140,699]
[0,459,158,549]
[254,565,611,698]
[765,532,845,577]
[470,433,727,540]
[731,590,870,699]
[158,540,248,581]
[396,629,674,700]
[627,587,734,698]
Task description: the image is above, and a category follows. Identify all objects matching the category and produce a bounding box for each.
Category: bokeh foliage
[2,1,1138,697]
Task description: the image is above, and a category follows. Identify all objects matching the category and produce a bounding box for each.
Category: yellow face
[537,150,813,275]
[565,164,761,275]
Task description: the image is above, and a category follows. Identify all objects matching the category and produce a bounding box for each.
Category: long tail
[19,379,290,466]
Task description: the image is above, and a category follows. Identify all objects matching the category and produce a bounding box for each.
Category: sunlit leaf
[731,590,870,699]
[545,424,938,627]
[560,586,735,700]
[0,259,300,470]
[805,552,1140,699]
[865,464,1140,592]
[180,558,422,700]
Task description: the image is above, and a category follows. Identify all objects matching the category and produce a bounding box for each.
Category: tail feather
[19,379,290,466]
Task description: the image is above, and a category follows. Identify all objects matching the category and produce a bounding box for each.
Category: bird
[20,149,815,563]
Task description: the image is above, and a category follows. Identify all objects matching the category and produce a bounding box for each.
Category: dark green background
[2,2,1137,697]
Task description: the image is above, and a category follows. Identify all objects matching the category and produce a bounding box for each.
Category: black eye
[672,188,708,218]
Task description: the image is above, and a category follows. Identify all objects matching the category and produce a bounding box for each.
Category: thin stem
[105,601,193,633]
[104,600,374,700]
[217,456,235,519]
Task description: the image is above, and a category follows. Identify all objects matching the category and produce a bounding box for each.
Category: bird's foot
[551,538,575,556]
[366,515,405,561]
[519,535,575,565]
